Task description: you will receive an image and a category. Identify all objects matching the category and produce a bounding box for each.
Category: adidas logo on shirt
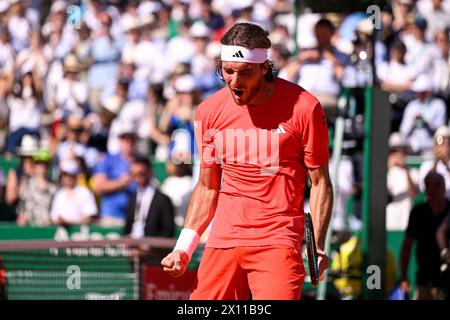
[232,50,244,58]
[271,125,286,134]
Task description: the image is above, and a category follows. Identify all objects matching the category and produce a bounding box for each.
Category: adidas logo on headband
[221,45,268,63]
[232,50,244,58]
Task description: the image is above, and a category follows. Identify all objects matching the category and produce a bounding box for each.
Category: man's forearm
[92,177,126,195]
[309,179,333,250]
[183,183,219,237]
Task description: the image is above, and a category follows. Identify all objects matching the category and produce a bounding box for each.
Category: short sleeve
[194,108,219,168]
[93,155,109,175]
[80,188,98,217]
[301,102,330,169]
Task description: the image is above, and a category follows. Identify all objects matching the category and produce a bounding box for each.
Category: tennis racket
[304,212,319,287]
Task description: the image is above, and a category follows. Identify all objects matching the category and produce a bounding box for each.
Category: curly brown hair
[216,23,277,82]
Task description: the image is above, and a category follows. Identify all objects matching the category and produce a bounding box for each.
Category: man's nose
[230,74,241,88]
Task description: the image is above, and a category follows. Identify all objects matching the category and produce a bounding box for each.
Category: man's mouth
[232,88,244,97]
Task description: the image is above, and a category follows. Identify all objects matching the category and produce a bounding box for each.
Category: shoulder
[155,189,172,202]
[276,78,323,117]
[52,188,65,200]
[431,97,446,108]
[196,87,228,118]
[75,186,93,196]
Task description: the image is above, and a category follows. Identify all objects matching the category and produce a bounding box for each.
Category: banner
[142,265,197,300]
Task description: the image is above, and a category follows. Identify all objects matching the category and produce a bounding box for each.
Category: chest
[208,108,302,166]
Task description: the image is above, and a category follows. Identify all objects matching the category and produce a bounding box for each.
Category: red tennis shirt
[194,78,329,251]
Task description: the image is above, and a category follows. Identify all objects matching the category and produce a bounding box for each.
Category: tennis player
[161,22,333,300]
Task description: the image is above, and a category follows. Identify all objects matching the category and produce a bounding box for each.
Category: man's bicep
[308,164,331,186]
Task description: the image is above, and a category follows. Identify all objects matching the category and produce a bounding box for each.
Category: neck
[247,79,275,107]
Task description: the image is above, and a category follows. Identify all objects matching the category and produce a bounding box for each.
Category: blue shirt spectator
[93,152,135,222]
[92,122,138,227]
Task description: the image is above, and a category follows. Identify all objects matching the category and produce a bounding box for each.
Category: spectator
[386,132,419,231]
[73,22,91,82]
[418,126,450,198]
[92,122,137,227]
[4,64,43,156]
[124,156,175,238]
[422,0,450,42]
[6,0,31,53]
[107,93,149,155]
[50,160,98,226]
[392,0,415,35]
[161,160,193,228]
[53,114,100,174]
[5,135,37,209]
[87,12,121,113]
[165,19,196,72]
[401,171,450,299]
[376,39,415,132]
[159,74,198,158]
[283,18,348,124]
[84,95,121,153]
[402,15,440,79]
[53,54,88,121]
[399,74,447,154]
[198,0,225,33]
[16,149,56,226]
[14,31,47,79]
[432,28,450,107]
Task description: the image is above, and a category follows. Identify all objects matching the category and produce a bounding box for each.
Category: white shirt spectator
[399,97,447,153]
[161,175,193,210]
[50,186,98,225]
[165,35,196,72]
[107,99,150,154]
[7,14,31,52]
[386,165,419,230]
[402,34,441,78]
[377,60,415,85]
[274,12,321,50]
[298,57,341,97]
[134,38,168,84]
[54,78,88,118]
[7,93,41,132]
[417,0,450,41]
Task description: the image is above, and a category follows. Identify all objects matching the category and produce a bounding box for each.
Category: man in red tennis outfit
[161,22,333,300]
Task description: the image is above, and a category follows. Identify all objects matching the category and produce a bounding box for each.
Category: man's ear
[261,61,270,76]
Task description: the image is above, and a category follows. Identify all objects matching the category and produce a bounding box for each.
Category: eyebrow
[223,67,255,72]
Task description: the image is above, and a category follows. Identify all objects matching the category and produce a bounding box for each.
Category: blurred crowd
[0,0,447,300]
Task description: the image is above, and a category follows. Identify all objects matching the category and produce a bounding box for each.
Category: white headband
[220,45,268,63]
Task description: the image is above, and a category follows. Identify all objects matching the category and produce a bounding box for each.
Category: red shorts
[190,245,305,300]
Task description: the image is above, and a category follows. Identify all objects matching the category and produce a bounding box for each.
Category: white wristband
[173,228,200,261]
